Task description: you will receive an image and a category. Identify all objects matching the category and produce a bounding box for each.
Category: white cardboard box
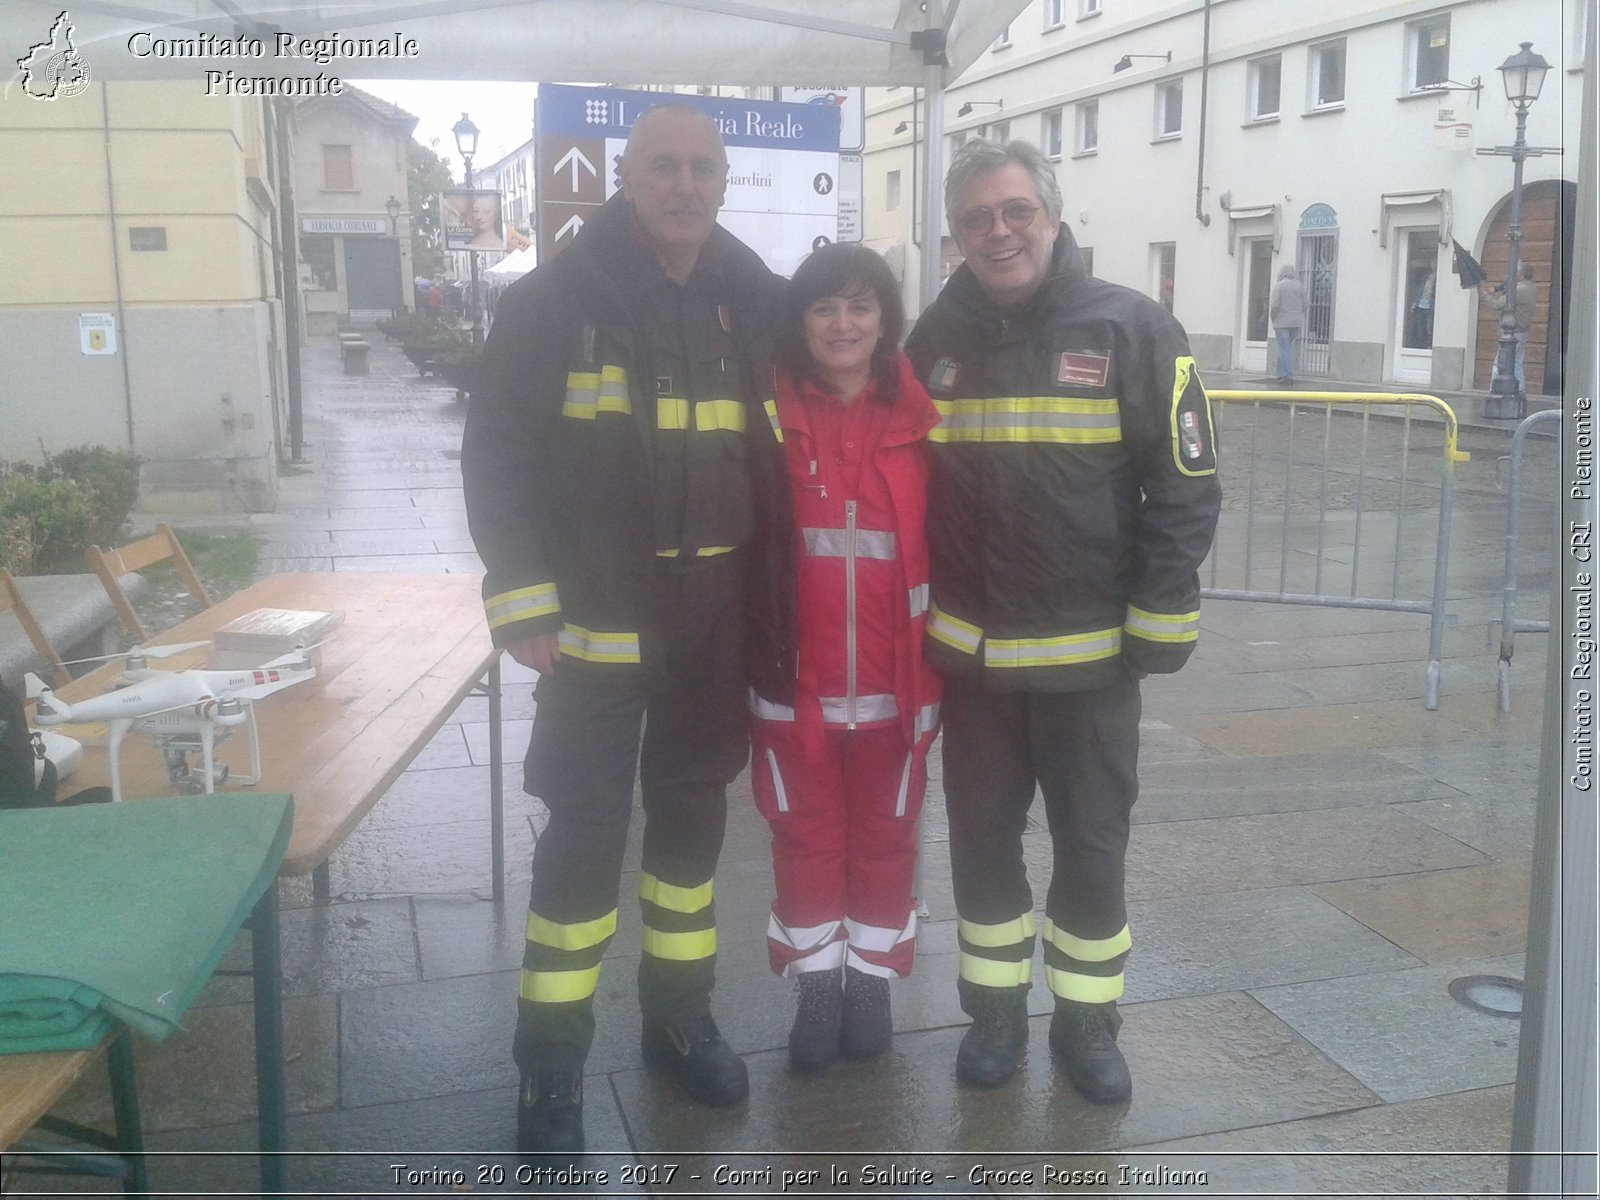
[207,608,341,670]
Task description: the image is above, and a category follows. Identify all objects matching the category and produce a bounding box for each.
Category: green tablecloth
[0,793,292,1053]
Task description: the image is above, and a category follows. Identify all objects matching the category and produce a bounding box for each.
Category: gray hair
[622,103,727,165]
[944,139,1063,237]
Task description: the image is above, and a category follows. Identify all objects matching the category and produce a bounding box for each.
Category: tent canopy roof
[22,0,1027,87]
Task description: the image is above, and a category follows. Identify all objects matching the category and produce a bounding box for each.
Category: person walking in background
[748,243,941,1072]
[462,104,785,1156]
[1409,269,1436,348]
[1481,262,1538,392]
[1268,263,1307,385]
[905,139,1221,1104]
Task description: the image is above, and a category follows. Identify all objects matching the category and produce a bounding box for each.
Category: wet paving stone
[55,993,339,1134]
[612,992,1378,1155]
[1119,805,1491,900]
[196,896,421,1005]
[1122,886,1423,1002]
[325,814,538,900]
[1310,860,1532,963]
[1133,749,1464,823]
[1120,1084,1513,1198]
[1249,954,1525,1102]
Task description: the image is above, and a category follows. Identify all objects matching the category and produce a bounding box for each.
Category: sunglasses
[956,200,1042,235]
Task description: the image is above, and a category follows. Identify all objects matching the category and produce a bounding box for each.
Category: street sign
[778,86,865,154]
[536,84,840,277]
[837,153,862,243]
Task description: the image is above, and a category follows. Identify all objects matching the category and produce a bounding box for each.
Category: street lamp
[385,195,401,234]
[452,112,483,347]
[1484,41,1551,420]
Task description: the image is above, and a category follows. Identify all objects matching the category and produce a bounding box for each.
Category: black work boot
[516,1070,584,1155]
[641,1012,749,1106]
[788,968,843,1071]
[840,966,892,1059]
[1049,999,1132,1103]
[955,987,1030,1088]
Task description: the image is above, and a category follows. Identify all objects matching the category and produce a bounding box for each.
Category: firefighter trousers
[512,558,748,1075]
[940,670,1141,1014]
[751,724,927,979]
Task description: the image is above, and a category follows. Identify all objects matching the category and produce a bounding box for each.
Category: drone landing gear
[163,746,232,793]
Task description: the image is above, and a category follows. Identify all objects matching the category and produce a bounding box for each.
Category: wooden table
[4,572,502,1195]
[55,571,504,899]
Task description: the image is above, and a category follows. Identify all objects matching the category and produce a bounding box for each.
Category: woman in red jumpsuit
[752,243,941,1070]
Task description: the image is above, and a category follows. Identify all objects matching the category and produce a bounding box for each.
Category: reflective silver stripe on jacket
[802,527,896,561]
[819,692,898,725]
[914,702,940,739]
[908,582,929,620]
[561,365,631,419]
[927,396,1121,444]
[927,601,982,655]
[748,689,796,722]
[983,627,1121,669]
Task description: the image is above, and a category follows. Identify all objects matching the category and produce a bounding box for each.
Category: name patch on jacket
[928,358,960,395]
[1057,351,1111,389]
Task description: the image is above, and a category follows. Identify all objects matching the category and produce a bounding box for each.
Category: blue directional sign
[537,84,840,276]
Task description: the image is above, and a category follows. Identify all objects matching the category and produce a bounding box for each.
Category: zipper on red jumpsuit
[845,498,858,729]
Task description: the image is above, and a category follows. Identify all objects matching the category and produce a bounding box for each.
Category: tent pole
[918,4,946,315]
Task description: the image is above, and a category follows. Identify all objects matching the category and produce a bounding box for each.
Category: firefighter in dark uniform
[905,140,1221,1103]
[462,105,787,1154]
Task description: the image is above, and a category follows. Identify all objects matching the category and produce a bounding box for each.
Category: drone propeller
[56,641,212,668]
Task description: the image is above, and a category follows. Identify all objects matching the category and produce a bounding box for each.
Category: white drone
[26,642,318,804]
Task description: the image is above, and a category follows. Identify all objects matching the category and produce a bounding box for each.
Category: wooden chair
[85,523,213,644]
[0,568,72,689]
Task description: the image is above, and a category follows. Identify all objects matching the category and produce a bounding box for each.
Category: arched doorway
[1472,179,1576,394]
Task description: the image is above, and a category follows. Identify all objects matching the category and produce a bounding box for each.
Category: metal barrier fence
[1203,391,1468,710]
[1497,407,1562,712]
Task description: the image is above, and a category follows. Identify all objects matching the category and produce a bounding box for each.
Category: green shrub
[0,445,142,575]
[48,446,141,548]
[0,468,93,574]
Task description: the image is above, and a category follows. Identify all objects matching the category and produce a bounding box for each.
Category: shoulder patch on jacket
[1170,356,1217,476]
[928,358,960,396]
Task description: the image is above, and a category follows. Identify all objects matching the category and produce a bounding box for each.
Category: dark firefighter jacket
[904,225,1222,692]
[462,193,795,692]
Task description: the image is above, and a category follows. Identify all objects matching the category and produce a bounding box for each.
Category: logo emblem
[1057,351,1111,389]
[17,11,91,101]
[583,98,610,125]
[929,358,960,394]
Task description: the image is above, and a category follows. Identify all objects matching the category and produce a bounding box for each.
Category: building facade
[0,82,297,512]
[294,87,417,333]
[863,0,1583,393]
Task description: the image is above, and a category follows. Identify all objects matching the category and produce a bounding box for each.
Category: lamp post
[1484,42,1550,420]
[452,112,484,347]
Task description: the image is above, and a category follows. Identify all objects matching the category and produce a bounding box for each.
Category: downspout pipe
[1195,0,1212,227]
[100,84,137,449]
[272,97,305,463]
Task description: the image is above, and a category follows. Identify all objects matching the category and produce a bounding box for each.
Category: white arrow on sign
[554,146,597,192]
[555,214,585,243]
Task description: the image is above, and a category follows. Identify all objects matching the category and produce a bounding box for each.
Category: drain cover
[1448,974,1523,1018]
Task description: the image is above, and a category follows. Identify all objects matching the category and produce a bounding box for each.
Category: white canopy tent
[481,245,537,284]
[14,0,1031,305]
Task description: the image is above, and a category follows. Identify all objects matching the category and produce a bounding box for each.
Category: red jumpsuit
[751,355,941,979]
